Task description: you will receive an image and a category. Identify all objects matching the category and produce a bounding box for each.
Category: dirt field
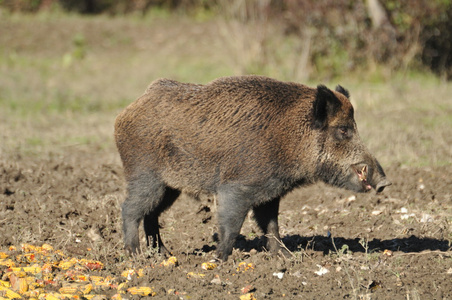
[1,155,451,299]
[1,13,451,299]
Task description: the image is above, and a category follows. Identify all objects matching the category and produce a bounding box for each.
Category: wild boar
[114,75,391,261]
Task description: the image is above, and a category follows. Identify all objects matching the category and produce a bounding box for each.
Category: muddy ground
[1,153,451,299]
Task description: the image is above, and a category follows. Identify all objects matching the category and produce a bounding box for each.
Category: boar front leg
[216,186,252,261]
[253,197,291,257]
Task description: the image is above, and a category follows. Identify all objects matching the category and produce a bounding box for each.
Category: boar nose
[376,179,391,193]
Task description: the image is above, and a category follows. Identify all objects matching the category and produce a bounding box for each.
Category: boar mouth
[352,164,372,192]
[351,163,391,193]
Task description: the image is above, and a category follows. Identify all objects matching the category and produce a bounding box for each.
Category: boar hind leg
[121,172,173,255]
[143,187,180,256]
[216,187,251,261]
[253,198,291,257]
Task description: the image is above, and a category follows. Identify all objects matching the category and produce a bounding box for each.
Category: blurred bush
[0,0,214,14]
[281,0,452,79]
[2,0,451,79]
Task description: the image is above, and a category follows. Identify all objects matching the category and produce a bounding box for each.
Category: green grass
[0,12,451,168]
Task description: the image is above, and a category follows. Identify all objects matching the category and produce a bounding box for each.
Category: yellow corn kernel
[0,280,11,288]
[24,277,36,285]
[16,254,36,264]
[127,286,156,296]
[120,271,133,280]
[0,253,8,259]
[29,280,45,289]
[58,259,77,270]
[12,278,28,294]
[41,264,53,274]
[11,266,42,275]
[82,284,93,294]
[74,275,88,282]
[41,244,53,252]
[21,244,38,253]
[53,250,65,257]
[58,286,80,294]
[236,262,255,272]
[136,269,144,277]
[239,293,257,300]
[84,295,107,300]
[201,262,217,270]
[117,282,128,292]
[26,254,36,263]
[42,273,54,282]
[38,293,60,300]
[8,271,26,279]
[92,281,110,290]
[120,270,135,279]
[0,285,22,299]
[22,289,40,298]
[89,276,103,283]
[186,272,205,279]
[0,259,15,268]
[160,256,178,267]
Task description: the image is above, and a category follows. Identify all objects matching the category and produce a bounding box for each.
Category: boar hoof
[158,245,172,257]
[125,245,138,257]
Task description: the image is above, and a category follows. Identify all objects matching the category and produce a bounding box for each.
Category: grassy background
[0,12,451,168]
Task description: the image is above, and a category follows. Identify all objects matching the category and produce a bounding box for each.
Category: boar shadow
[197,234,450,256]
[285,234,451,254]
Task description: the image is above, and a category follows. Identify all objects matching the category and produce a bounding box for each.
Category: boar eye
[336,126,352,140]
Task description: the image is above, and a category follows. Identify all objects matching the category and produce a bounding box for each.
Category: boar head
[312,85,391,193]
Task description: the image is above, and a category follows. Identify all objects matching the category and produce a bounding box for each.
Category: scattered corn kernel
[0,259,15,268]
[41,244,53,252]
[11,278,28,294]
[201,262,217,270]
[236,262,255,272]
[160,256,178,267]
[240,293,257,300]
[127,286,156,296]
[0,285,22,299]
[186,272,205,279]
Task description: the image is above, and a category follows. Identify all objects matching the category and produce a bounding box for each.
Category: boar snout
[375,178,391,193]
[370,160,391,193]
[349,162,391,193]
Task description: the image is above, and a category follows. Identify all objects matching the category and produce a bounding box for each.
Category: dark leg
[121,171,166,255]
[143,187,180,255]
[216,186,251,261]
[253,197,290,256]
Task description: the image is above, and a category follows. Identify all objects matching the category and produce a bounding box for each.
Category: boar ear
[313,85,342,129]
[335,85,350,98]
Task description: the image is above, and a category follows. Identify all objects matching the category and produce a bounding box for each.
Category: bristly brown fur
[114,75,390,261]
